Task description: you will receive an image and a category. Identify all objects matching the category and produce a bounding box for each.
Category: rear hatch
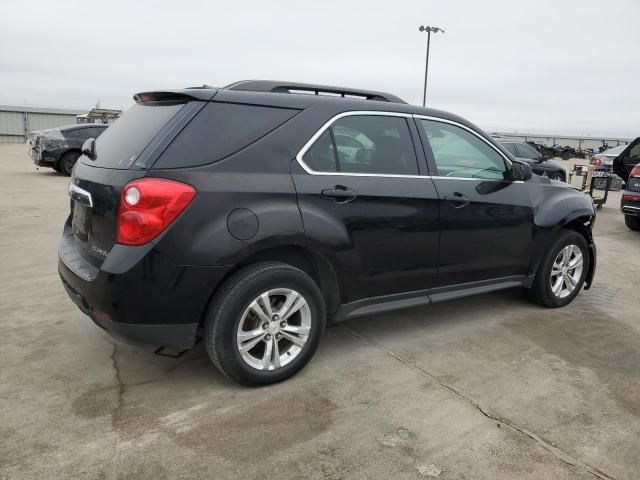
[64,90,215,271]
[613,137,640,182]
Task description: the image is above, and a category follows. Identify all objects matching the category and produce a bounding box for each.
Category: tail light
[116,178,196,246]
[630,165,640,178]
[622,193,640,202]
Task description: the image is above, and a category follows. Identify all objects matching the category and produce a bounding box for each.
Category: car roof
[58,123,108,131]
[134,81,484,134]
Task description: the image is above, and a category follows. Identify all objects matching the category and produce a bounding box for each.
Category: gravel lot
[1,143,638,480]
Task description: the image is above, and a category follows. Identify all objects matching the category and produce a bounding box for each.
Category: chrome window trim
[294,110,519,182]
[413,114,513,168]
[295,111,421,178]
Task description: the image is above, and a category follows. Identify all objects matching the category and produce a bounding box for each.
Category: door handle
[444,192,470,208]
[321,185,357,203]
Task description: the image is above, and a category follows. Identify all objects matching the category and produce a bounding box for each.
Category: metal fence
[491,132,634,150]
[0,105,86,143]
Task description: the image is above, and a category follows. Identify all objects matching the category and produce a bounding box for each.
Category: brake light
[116,178,196,246]
[623,193,640,202]
[630,165,640,178]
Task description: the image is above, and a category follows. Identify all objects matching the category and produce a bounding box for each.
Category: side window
[419,120,508,180]
[90,127,108,138]
[302,115,419,175]
[515,143,539,160]
[502,143,517,155]
[154,103,299,169]
[303,130,337,172]
[78,128,97,139]
[63,129,82,139]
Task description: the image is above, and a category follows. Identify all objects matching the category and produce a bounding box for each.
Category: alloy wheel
[236,288,311,371]
[549,244,583,299]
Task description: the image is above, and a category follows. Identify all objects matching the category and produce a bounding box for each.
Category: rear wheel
[204,262,326,386]
[527,231,589,308]
[625,214,640,231]
[561,150,572,161]
[60,151,80,176]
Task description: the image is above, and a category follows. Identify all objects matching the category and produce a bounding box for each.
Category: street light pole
[418,25,445,107]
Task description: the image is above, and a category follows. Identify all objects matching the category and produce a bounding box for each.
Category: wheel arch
[529,213,595,289]
[200,245,341,327]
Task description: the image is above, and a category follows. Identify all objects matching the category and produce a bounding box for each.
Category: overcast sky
[1,0,637,137]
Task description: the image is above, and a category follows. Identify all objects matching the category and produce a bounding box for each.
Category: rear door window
[302,115,419,175]
[515,143,540,160]
[501,143,517,155]
[90,102,185,169]
[153,102,300,169]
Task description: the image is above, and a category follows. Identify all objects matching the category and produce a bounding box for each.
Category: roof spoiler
[223,80,406,104]
[133,87,217,103]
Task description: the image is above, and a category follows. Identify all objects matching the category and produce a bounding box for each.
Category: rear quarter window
[152,102,299,169]
[91,102,184,169]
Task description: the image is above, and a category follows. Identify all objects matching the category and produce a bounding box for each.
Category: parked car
[59,80,597,386]
[610,138,640,180]
[526,141,555,159]
[590,143,630,169]
[620,163,640,230]
[498,140,566,181]
[28,124,108,175]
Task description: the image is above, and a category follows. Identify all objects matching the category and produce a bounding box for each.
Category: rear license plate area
[72,201,91,241]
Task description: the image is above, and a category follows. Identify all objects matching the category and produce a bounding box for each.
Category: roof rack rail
[223,80,406,104]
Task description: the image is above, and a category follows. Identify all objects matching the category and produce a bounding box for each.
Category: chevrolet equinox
[59,80,597,385]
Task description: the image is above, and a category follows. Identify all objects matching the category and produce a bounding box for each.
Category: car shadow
[110,288,532,390]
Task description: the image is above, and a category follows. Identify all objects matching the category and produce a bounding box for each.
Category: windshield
[603,145,627,156]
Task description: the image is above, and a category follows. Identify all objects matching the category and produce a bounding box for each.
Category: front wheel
[527,231,589,308]
[625,214,640,231]
[204,262,326,386]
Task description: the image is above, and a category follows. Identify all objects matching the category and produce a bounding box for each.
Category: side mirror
[82,138,96,160]
[511,160,532,181]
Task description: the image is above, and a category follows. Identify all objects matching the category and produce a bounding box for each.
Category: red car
[620,163,640,231]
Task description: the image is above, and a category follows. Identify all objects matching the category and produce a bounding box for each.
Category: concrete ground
[0,143,638,480]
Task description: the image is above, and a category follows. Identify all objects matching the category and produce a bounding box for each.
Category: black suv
[59,81,597,385]
[28,123,108,175]
[498,140,566,181]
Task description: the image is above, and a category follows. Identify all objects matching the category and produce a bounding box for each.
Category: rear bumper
[61,278,198,349]
[621,192,640,216]
[58,227,229,350]
[29,147,58,167]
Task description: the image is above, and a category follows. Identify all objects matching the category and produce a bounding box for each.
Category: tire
[625,214,640,231]
[60,151,80,176]
[527,231,589,308]
[560,151,572,161]
[204,262,326,386]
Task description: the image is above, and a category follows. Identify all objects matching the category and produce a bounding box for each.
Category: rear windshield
[90,102,184,169]
[152,102,299,169]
